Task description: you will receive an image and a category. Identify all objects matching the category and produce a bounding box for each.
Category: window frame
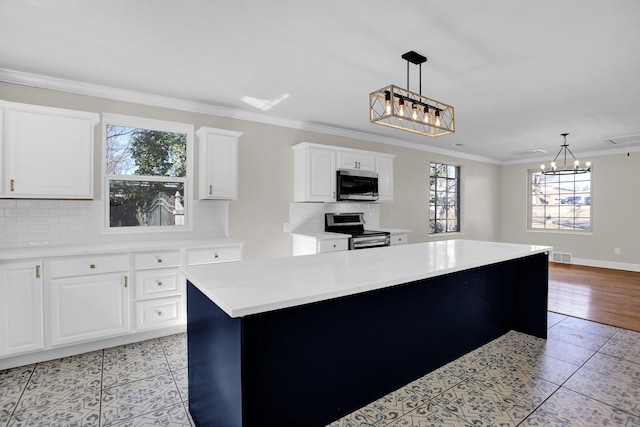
[527,168,592,233]
[429,161,461,235]
[101,113,194,234]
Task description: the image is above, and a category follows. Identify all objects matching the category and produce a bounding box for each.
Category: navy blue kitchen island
[183,240,550,427]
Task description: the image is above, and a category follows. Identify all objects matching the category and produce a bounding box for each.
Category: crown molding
[502,144,640,166]
[0,68,499,164]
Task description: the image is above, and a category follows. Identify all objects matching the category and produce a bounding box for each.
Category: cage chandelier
[369,51,454,137]
[540,133,591,175]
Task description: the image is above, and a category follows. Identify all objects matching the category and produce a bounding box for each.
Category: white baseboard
[555,257,640,273]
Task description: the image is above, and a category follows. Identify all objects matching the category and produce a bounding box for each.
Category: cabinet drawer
[49,254,129,278]
[390,234,408,245]
[135,297,183,330]
[134,251,182,270]
[136,270,182,299]
[186,246,242,265]
[317,238,348,253]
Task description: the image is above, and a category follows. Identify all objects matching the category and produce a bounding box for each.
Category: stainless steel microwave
[336,169,379,201]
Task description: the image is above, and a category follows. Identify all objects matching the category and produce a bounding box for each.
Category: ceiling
[2,0,640,162]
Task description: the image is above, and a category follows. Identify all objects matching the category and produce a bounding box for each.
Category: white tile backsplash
[0,198,229,249]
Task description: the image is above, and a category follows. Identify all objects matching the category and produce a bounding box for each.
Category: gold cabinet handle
[157,310,163,316]
[209,185,213,195]
[10,179,15,192]
[89,264,96,269]
[157,258,163,263]
[35,265,41,278]
[332,191,336,200]
[157,281,163,286]
[214,253,219,259]
[124,276,128,288]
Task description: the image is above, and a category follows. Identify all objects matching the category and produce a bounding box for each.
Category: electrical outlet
[614,248,621,255]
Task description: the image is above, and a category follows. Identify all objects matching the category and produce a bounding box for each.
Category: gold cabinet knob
[157,281,163,286]
[89,264,96,269]
[209,185,213,195]
[214,253,219,259]
[157,258,163,263]
[157,311,163,316]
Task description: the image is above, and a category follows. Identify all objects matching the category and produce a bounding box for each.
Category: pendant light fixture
[369,51,455,137]
[540,133,591,175]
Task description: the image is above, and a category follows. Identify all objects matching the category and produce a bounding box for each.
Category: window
[529,170,591,231]
[103,114,193,231]
[429,162,460,234]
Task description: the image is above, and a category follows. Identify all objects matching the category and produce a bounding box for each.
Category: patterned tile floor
[1,312,639,426]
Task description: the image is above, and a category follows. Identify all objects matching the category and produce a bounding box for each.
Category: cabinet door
[308,147,336,202]
[0,262,43,357]
[49,273,130,346]
[376,156,394,203]
[197,127,241,200]
[337,152,375,171]
[5,103,98,198]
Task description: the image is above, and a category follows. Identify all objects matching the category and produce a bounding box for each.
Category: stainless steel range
[325,212,390,250]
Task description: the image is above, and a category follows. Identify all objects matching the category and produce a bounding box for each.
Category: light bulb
[586,161,592,168]
[574,160,580,167]
[435,110,441,127]
[411,103,418,120]
[398,98,405,117]
[550,161,556,169]
[384,91,392,115]
[540,164,546,171]
[423,106,430,124]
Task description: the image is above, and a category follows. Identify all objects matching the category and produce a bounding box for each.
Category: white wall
[499,152,640,270]
[0,81,502,260]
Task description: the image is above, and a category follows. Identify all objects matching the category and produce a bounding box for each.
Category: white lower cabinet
[292,234,349,256]
[390,233,408,245]
[1,241,244,369]
[135,297,183,330]
[133,250,184,331]
[186,246,243,265]
[0,262,43,357]
[48,255,130,347]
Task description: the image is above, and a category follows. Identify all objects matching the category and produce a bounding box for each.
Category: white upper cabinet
[2,101,99,199]
[375,156,394,203]
[196,127,241,200]
[293,143,337,202]
[337,151,375,171]
[293,142,394,203]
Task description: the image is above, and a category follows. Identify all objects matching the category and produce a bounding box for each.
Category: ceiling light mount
[370,51,454,137]
[540,133,591,175]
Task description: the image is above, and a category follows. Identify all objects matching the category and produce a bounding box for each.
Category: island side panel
[240,266,512,426]
[514,252,549,337]
[187,282,243,427]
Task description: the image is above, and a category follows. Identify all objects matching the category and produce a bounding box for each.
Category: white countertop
[183,239,551,318]
[0,237,244,261]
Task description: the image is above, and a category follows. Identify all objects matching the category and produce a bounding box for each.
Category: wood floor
[548,262,640,332]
